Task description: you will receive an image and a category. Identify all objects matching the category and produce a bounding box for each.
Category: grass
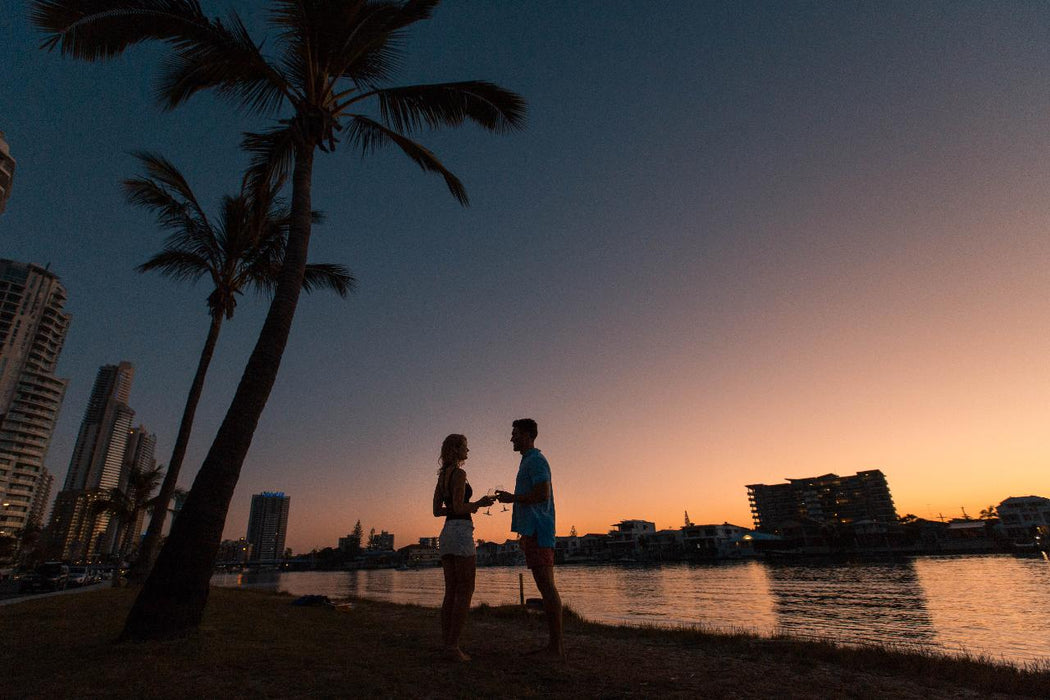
[2,587,1048,698]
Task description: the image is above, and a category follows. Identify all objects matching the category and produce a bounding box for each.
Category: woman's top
[442,468,473,522]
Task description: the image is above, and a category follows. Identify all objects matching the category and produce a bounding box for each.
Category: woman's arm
[432,479,447,517]
[448,469,473,516]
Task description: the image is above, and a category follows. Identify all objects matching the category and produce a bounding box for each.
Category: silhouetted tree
[34,0,524,640]
[345,519,364,558]
[979,505,998,520]
[124,152,353,584]
[95,463,165,585]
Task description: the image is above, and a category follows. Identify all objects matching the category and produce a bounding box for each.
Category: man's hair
[512,418,538,439]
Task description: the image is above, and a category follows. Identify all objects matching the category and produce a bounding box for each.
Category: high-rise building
[0,260,70,539]
[746,469,898,533]
[27,467,53,530]
[246,492,290,562]
[63,362,135,492]
[48,362,138,561]
[0,132,14,213]
[121,424,157,551]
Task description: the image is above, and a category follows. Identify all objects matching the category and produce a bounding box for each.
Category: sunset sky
[2,2,1048,553]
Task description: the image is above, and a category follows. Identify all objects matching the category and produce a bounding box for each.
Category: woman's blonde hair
[438,434,467,474]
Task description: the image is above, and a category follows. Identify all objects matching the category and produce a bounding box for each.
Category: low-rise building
[608,519,654,558]
[997,496,1050,544]
[681,522,751,558]
[217,538,252,565]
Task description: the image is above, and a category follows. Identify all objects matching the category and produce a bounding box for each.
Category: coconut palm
[93,463,164,575]
[124,152,354,585]
[33,0,525,639]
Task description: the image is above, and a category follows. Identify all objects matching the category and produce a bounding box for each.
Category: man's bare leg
[530,564,563,657]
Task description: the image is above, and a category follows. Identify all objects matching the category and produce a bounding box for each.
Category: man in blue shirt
[496,418,563,657]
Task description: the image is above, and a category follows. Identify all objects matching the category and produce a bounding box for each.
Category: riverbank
[2,587,1046,698]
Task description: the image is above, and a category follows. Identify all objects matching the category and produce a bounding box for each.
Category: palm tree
[93,463,164,586]
[33,0,525,639]
[123,152,353,585]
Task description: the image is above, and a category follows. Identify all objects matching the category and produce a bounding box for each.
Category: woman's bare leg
[440,556,456,648]
[445,555,476,661]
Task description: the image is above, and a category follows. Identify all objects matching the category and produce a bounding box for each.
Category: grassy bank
[2,587,1047,698]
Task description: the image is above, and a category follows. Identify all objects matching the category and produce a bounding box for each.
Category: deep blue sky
[2,2,1049,550]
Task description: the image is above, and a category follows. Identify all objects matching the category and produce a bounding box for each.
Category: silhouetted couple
[431,418,563,662]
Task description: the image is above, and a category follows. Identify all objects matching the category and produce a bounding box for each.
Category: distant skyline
[2,2,1048,552]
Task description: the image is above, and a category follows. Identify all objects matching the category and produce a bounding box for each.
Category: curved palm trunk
[127,312,224,584]
[121,147,315,640]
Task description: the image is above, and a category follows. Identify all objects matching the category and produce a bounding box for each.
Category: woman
[433,433,493,661]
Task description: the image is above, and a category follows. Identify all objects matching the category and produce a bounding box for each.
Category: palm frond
[344,114,468,204]
[313,1,407,88]
[136,248,211,282]
[122,176,199,234]
[353,81,526,135]
[301,263,356,297]
[126,151,211,226]
[242,125,298,196]
[31,0,210,59]
[157,11,292,113]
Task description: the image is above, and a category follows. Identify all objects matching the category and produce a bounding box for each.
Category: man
[496,418,563,657]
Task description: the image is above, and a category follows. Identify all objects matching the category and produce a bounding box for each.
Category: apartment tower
[0,260,70,540]
[48,362,137,561]
[120,424,158,551]
[746,469,898,533]
[246,492,290,562]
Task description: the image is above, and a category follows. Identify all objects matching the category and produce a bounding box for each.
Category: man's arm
[507,481,549,505]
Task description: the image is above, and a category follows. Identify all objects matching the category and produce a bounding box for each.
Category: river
[212,552,1049,667]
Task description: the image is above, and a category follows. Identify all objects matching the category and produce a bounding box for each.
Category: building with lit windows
[246,492,290,562]
[746,469,898,533]
[0,260,70,541]
[48,362,139,561]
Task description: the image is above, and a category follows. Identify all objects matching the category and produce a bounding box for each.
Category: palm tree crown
[34,0,525,187]
[127,151,354,317]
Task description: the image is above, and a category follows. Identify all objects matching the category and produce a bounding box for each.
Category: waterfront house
[607,520,655,559]
[576,533,611,560]
[942,518,1000,553]
[996,496,1050,545]
[398,542,440,567]
[681,522,752,559]
[646,529,684,560]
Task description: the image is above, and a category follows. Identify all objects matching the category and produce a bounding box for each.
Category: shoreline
[2,587,1047,698]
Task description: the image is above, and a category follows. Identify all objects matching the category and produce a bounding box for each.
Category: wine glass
[495,484,509,512]
[484,488,495,515]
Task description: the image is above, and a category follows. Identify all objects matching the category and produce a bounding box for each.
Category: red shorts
[519,534,554,569]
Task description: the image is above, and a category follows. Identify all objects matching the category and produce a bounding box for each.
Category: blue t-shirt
[510,448,556,547]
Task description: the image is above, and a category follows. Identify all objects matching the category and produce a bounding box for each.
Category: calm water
[213,553,1050,666]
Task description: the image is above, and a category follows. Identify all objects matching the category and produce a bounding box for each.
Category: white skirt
[439,519,476,558]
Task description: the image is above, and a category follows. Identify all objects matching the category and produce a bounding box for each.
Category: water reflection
[915,554,1050,665]
[762,559,936,650]
[211,554,1049,665]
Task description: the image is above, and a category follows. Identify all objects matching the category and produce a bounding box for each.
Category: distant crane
[684,510,693,527]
